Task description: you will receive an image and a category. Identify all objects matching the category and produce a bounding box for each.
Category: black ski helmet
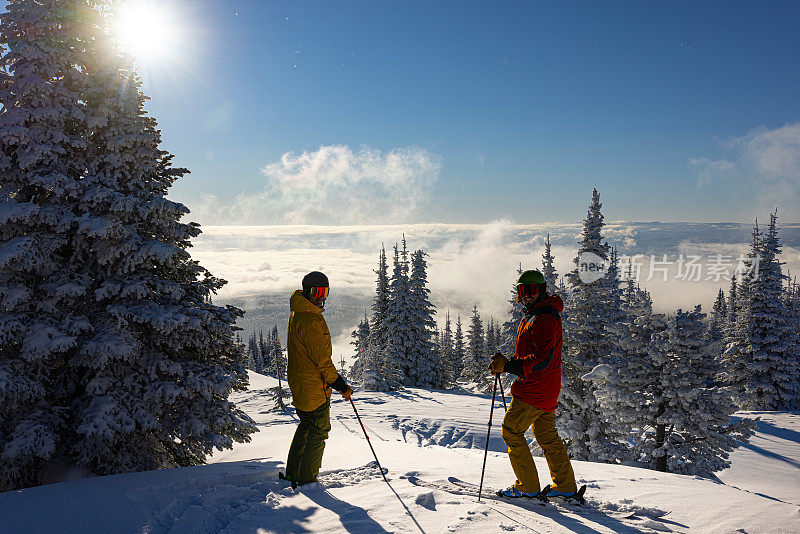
[302,271,329,298]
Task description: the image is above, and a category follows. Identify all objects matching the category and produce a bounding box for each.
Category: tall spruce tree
[722,213,800,409]
[259,330,272,374]
[485,317,497,356]
[453,315,465,380]
[559,188,617,461]
[726,276,738,333]
[708,288,728,343]
[0,2,255,490]
[589,281,664,465]
[542,233,558,289]
[367,245,390,384]
[440,311,456,386]
[463,305,490,389]
[405,250,440,388]
[247,333,261,373]
[269,325,289,410]
[349,312,371,384]
[381,243,412,389]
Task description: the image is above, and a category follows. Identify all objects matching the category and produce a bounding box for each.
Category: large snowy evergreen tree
[559,188,618,461]
[381,242,412,389]
[405,249,440,388]
[645,308,754,475]
[462,305,490,390]
[0,1,255,490]
[349,312,370,384]
[721,213,800,409]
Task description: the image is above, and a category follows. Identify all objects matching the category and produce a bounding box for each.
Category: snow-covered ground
[2,372,799,533]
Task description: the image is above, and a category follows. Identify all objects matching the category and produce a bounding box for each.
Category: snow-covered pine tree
[247,332,261,373]
[349,312,370,384]
[0,3,256,489]
[542,233,558,289]
[463,305,490,390]
[726,276,738,334]
[646,308,754,475]
[559,188,618,461]
[0,0,94,490]
[453,315,466,380]
[585,246,630,462]
[722,212,800,409]
[588,281,665,465]
[73,11,256,478]
[440,311,456,386]
[367,244,391,386]
[788,276,800,409]
[485,317,496,356]
[405,249,441,388]
[500,263,525,356]
[381,243,412,389]
[259,330,272,375]
[236,334,253,371]
[270,326,285,379]
[269,325,289,410]
[707,288,727,343]
[590,305,754,475]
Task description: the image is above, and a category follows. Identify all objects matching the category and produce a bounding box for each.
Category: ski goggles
[516,283,538,299]
[307,286,329,299]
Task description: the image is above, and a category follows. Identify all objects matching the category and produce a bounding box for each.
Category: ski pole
[478,373,499,502]
[498,375,508,412]
[349,397,389,484]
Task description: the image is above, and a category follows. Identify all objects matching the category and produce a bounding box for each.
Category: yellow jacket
[287,290,341,411]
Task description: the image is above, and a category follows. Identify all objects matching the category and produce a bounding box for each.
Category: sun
[112,1,184,66]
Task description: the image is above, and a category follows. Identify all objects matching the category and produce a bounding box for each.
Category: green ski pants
[286,401,331,484]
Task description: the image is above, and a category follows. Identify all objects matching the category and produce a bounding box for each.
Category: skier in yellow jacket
[284,271,352,486]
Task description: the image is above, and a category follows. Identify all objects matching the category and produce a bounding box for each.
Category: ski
[407,475,536,504]
[409,475,661,520]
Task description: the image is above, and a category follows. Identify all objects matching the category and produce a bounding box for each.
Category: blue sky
[124,1,800,223]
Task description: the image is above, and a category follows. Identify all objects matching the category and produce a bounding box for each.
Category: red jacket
[509,294,564,412]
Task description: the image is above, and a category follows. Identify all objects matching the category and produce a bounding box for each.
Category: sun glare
[113,1,184,67]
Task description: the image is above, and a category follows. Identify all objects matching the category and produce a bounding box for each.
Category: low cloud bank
[193,222,800,359]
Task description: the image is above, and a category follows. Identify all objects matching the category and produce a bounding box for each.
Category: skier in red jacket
[489,269,578,499]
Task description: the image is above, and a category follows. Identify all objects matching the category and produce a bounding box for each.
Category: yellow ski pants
[501,397,577,494]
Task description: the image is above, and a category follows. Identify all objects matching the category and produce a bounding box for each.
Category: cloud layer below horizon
[193,221,800,325]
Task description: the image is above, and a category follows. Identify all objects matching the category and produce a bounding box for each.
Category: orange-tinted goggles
[308,286,329,299]
[516,284,537,299]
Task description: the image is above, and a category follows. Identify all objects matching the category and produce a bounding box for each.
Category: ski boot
[278,472,298,490]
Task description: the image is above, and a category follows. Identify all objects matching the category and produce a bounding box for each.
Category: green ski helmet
[516,269,546,299]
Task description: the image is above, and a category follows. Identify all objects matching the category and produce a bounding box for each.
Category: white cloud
[689,157,736,186]
[691,121,800,218]
[185,145,440,225]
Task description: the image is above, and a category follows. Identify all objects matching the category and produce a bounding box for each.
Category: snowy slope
[2,372,799,534]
